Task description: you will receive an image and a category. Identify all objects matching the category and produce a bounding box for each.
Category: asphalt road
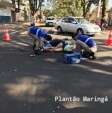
[0,25,112,113]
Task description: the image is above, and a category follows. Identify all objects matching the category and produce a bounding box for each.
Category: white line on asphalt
[10,31,19,35]
[0,52,27,54]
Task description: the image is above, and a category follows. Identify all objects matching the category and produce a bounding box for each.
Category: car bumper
[46,22,54,26]
[85,29,101,35]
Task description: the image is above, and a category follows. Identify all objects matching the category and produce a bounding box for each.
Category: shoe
[30,54,36,57]
[88,55,96,60]
[34,49,42,55]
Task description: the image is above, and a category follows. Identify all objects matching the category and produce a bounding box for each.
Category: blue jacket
[78,35,96,48]
[29,26,48,39]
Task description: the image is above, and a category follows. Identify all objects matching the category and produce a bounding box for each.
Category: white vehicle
[45,17,57,26]
[55,16,101,35]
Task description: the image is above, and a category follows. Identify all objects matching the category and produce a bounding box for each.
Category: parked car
[55,16,101,35]
[45,17,57,26]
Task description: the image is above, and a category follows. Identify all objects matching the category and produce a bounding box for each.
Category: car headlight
[94,26,101,31]
[83,26,94,31]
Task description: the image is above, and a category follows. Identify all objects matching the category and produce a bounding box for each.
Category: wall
[0,8,11,23]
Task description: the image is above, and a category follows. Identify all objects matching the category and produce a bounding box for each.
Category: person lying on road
[44,37,76,53]
[43,37,65,52]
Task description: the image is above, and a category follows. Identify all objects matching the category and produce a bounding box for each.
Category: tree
[85,0,108,18]
[11,0,22,22]
[101,0,108,29]
[52,0,83,17]
[29,0,44,16]
[52,0,102,17]
[28,0,44,22]
[11,0,16,22]
[82,0,108,19]
[0,0,12,8]
[81,0,87,17]
[102,0,108,19]
[81,0,102,17]
[17,0,20,11]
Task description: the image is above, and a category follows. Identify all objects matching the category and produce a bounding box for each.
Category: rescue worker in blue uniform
[73,33,97,59]
[28,23,52,55]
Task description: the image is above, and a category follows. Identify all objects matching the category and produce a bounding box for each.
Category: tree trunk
[101,0,106,30]
[11,10,16,22]
[102,0,106,19]
[11,0,16,22]
[81,0,86,17]
[17,0,20,12]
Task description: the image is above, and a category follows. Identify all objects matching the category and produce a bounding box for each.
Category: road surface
[0,25,112,113]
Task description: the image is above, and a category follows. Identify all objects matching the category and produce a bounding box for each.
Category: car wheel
[77,28,84,34]
[57,26,62,33]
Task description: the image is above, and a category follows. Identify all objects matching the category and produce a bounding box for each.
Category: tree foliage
[1,0,108,22]
[51,0,108,18]
[29,0,44,16]
[0,0,12,8]
[52,0,83,17]
[52,0,99,17]
[11,0,23,21]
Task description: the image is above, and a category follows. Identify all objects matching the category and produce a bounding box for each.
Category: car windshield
[75,18,89,24]
[47,17,54,20]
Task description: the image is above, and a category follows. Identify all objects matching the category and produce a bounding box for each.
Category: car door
[60,17,69,32]
[66,17,79,33]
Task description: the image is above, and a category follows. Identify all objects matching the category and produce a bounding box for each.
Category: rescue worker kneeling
[28,23,52,55]
[72,33,97,59]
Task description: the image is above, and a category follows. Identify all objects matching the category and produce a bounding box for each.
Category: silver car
[45,17,57,26]
[55,16,101,35]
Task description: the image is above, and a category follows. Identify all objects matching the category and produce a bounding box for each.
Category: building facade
[0,0,12,23]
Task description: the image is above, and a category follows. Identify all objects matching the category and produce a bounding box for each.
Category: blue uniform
[29,26,38,34]
[78,35,96,48]
[29,26,48,39]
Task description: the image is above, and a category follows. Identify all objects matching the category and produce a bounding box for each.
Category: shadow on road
[0,46,112,113]
[0,29,112,113]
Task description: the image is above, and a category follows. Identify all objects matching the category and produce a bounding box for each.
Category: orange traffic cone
[2,30,11,42]
[105,31,112,46]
